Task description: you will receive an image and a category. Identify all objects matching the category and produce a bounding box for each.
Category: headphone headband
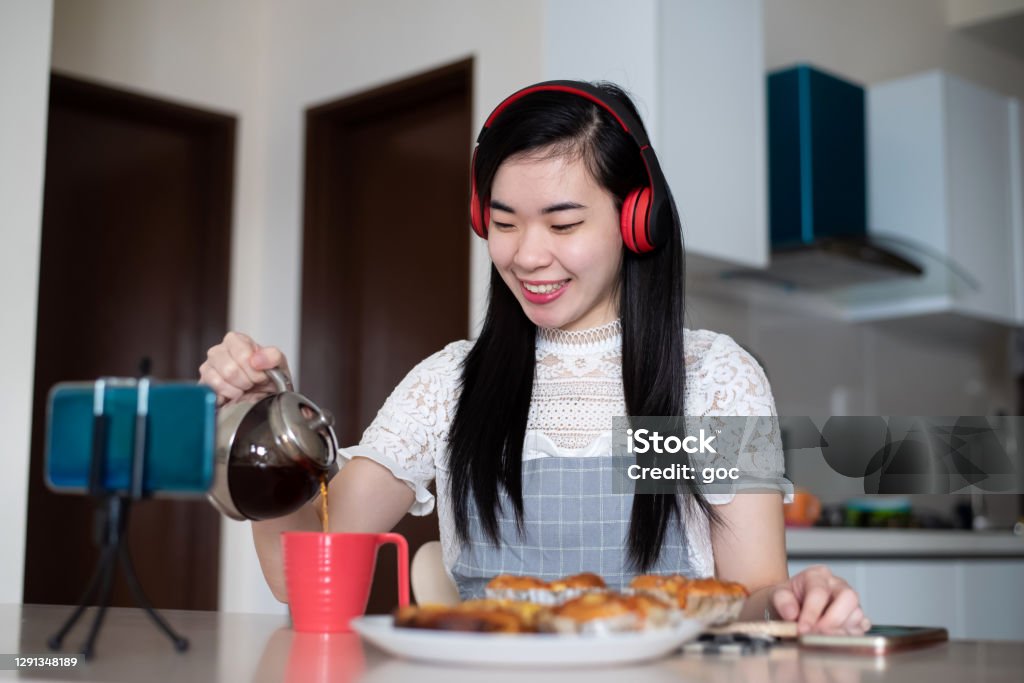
[478,81,650,148]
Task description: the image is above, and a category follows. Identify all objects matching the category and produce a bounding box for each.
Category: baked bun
[549,572,606,591]
[629,574,748,624]
[485,572,608,605]
[486,575,548,591]
[629,574,687,594]
[394,599,544,633]
[538,592,674,634]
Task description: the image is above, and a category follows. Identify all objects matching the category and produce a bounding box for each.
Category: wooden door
[301,60,472,612]
[24,75,234,610]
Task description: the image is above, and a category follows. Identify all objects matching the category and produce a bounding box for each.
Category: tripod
[48,371,190,659]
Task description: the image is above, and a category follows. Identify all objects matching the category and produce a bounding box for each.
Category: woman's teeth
[523,281,567,294]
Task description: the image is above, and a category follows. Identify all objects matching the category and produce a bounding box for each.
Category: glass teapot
[208,368,339,521]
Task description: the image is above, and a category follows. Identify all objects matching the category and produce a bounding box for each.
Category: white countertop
[785,528,1024,558]
[3,604,1023,682]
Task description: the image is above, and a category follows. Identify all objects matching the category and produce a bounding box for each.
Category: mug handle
[376,533,409,607]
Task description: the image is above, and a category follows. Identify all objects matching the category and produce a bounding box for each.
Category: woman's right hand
[199,331,292,406]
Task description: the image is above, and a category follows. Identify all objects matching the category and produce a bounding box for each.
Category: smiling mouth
[521,280,570,294]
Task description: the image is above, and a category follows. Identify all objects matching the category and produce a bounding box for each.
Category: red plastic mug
[282,532,409,633]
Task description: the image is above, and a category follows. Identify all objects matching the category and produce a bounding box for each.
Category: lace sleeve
[339,340,470,516]
[691,334,792,504]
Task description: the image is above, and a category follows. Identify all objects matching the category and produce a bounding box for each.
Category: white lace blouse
[338,320,789,580]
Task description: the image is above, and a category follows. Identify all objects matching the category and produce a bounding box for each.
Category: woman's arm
[711,492,870,634]
[252,457,415,602]
[700,336,868,634]
[710,492,789,621]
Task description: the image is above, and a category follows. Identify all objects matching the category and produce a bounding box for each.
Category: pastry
[549,572,606,591]
[547,572,607,602]
[485,572,607,605]
[394,599,544,633]
[538,592,674,634]
[629,574,748,625]
[484,574,556,604]
[679,578,747,623]
[395,572,747,635]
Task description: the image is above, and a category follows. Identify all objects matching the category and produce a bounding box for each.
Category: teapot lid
[266,370,338,468]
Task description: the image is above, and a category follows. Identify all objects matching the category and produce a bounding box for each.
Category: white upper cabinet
[656,0,767,268]
[542,0,768,268]
[833,71,1023,325]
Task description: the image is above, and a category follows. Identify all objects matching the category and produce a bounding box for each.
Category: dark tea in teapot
[219,391,337,521]
[228,462,321,520]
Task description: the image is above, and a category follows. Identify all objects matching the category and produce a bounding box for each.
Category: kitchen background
[2,0,1023,639]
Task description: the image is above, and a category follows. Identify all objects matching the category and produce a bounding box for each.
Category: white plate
[350,615,703,667]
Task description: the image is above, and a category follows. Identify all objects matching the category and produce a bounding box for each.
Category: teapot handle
[266,367,294,393]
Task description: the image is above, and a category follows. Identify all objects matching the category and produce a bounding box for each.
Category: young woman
[200,81,870,635]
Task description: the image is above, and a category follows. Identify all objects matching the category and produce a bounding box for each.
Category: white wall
[49,0,544,614]
[946,0,1024,27]
[0,0,54,606]
[765,0,1024,101]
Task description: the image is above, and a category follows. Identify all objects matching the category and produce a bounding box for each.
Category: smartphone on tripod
[45,378,216,496]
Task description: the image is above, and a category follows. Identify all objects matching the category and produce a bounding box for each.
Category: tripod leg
[118,544,189,652]
[47,545,116,650]
[79,543,119,660]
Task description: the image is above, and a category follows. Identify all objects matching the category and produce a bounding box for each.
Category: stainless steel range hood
[762,238,923,290]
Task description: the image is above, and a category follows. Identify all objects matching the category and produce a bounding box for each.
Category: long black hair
[448,82,719,571]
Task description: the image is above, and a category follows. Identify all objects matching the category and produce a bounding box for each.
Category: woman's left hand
[769,564,871,635]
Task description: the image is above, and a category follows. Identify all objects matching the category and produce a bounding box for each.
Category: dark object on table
[684,632,775,656]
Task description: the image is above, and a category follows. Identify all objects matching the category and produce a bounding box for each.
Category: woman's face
[487,152,623,331]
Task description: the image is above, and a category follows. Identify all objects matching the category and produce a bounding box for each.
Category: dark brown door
[301,60,472,612]
[24,75,234,610]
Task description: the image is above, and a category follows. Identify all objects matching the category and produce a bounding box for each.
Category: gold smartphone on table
[799,626,949,655]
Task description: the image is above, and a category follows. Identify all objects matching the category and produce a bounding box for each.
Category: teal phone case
[45,380,216,496]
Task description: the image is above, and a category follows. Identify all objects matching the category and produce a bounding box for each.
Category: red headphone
[469,81,674,254]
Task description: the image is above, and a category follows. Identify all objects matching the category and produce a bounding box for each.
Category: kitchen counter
[786,528,1024,558]
[2,604,1022,682]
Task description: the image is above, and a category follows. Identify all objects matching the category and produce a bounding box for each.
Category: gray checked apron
[450,454,695,600]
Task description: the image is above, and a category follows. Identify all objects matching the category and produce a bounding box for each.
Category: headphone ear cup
[620,188,639,252]
[470,187,488,238]
[620,187,653,253]
[469,147,488,239]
